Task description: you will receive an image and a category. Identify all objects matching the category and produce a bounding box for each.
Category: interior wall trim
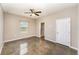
[36,36,78,51]
[4,36,78,51]
[70,46,78,50]
[4,36,36,43]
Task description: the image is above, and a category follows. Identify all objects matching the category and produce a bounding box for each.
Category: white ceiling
[1,3,77,19]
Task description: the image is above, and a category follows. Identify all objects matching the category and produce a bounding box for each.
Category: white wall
[77,4,79,55]
[36,16,56,42]
[0,5,4,54]
[4,13,36,42]
[36,6,78,49]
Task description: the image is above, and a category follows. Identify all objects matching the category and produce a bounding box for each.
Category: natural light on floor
[20,43,28,55]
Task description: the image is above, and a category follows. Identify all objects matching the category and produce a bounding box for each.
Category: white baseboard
[44,38,78,51]
[70,46,78,50]
[0,43,4,54]
[4,36,78,51]
[4,38,24,43]
[45,39,57,43]
[4,36,36,43]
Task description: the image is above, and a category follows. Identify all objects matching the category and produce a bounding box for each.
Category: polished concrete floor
[1,37,77,55]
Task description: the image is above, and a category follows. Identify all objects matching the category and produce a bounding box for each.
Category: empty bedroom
[0,3,79,55]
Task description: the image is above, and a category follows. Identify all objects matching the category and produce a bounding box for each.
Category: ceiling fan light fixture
[32,13,36,16]
[25,9,41,16]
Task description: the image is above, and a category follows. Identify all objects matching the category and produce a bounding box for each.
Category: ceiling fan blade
[34,13,39,16]
[25,9,41,16]
[36,11,41,13]
[30,14,32,16]
[24,12,31,14]
[30,9,34,13]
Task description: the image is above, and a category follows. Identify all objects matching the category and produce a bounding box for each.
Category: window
[20,20,28,32]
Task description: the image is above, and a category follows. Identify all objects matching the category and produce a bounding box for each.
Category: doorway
[56,17,70,46]
[40,22,45,39]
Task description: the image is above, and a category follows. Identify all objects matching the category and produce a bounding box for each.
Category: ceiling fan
[24,9,42,16]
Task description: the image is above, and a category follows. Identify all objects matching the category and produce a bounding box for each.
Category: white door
[56,17,70,46]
